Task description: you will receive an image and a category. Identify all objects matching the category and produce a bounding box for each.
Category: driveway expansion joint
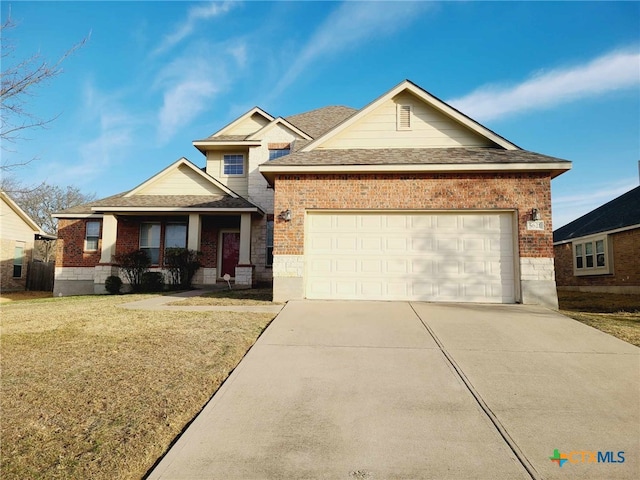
[409,302,540,480]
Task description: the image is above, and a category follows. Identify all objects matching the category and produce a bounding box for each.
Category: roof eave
[89,206,264,215]
[259,162,572,184]
[193,140,263,153]
[553,223,640,245]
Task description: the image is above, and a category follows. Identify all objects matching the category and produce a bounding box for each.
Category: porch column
[187,213,201,251]
[239,213,251,264]
[99,214,118,263]
[235,213,253,286]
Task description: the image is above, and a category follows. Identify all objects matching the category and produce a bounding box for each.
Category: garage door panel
[410,258,434,274]
[385,237,408,250]
[306,212,515,303]
[336,236,357,251]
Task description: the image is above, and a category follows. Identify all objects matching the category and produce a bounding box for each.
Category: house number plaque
[526,220,545,231]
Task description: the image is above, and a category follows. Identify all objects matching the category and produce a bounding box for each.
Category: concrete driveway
[148,301,639,480]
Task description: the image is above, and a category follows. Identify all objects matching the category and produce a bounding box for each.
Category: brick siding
[57,215,233,270]
[273,172,553,257]
[56,219,102,267]
[555,228,640,287]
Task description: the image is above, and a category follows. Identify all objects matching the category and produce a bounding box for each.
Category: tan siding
[205,151,249,197]
[0,197,38,243]
[225,113,271,136]
[136,164,226,196]
[320,92,495,149]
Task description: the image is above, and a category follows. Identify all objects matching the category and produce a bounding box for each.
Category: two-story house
[53,80,570,308]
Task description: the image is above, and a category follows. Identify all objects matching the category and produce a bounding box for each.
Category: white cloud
[154,52,235,140]
[449,49,640,122]
[270,1,430,100]
[552,180,637,228]
[153,1,237,55]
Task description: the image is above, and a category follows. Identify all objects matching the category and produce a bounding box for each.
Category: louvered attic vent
[397,104,412,131]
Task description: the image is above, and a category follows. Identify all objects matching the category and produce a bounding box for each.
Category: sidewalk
[119,289,284,314]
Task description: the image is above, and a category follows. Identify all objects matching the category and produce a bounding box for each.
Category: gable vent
[397,104,412,130]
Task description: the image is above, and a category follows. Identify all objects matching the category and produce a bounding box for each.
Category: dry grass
[558,290,640,347]
[0,291,52,303]
[171,287,277,306]
[1,294,274,479]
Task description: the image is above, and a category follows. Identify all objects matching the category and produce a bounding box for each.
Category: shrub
[104,275,122,295]
[164,248,202,289]
[114,250,151,293]
[141,272,164,293]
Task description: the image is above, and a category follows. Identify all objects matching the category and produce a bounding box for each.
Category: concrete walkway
[148,301,639,480]
[120,289,284,314]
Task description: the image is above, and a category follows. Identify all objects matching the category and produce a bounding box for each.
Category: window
[266,220,274,267]
[223,154,244,175]
[397,104,412,130]
[13,244,24,278]
[573,235,612,276]
[140,223,161,264]
[85,221,101,251]
[269,147,290,160]
[165,223,187,250]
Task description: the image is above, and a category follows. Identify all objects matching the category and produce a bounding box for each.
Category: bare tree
[11,182,96,234]
[5,181,96,261]
[1,15,87,169]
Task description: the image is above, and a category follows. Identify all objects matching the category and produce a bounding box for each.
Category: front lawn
[558,290,640,347]
[0,294,274,479]
[169,286,277,306]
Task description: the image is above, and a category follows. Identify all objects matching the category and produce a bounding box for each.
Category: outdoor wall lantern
[530,208,541,221]
[278,209,292,222]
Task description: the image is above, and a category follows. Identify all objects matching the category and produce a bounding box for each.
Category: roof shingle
[286,106,357,139]
[56,193,259,215]
[553,186,640,242]
[264,147,571,167]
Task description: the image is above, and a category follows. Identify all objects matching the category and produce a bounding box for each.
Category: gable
[0,194,41,239]
[134,163,229,196]
[220,112,272,137]
[318,91,496,150]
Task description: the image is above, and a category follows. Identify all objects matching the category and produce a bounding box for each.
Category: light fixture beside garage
[530,208,541,221]
[278,209,292,222]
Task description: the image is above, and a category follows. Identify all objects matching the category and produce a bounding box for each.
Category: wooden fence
[26,261,55,291]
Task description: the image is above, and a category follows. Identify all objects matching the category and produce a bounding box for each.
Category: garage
[305,211,516,303]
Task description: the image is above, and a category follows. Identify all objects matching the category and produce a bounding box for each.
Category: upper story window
[85,221,101,251]
[573,235,613,276]
[223,154,245,176]
[396,104,412,131]
[268,143,291,160]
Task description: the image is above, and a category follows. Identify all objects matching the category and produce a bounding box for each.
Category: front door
[221,232,240,277]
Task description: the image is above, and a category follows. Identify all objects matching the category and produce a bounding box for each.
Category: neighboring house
[0,191,52,291]
[554,186,640,294]
[53,80,571,308]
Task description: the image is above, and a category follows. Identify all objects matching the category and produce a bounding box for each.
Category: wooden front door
[221,232,240,277]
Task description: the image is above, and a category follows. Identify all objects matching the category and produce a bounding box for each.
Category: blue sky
[2,0,639,228]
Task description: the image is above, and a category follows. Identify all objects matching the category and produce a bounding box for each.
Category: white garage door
[305,212,516,303]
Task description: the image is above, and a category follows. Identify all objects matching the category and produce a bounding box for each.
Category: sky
[1,0,639,228]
